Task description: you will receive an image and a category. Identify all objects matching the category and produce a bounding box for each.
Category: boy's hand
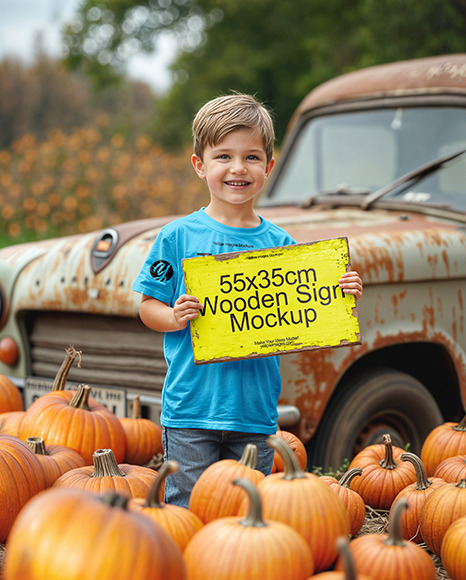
[173,294,204,329]
[339,271,363,301]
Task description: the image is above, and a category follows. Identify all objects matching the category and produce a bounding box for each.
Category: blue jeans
[162,427,275,509]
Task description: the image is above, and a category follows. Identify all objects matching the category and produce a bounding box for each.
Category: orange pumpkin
[0,374,23,413]
[420,413,466,476]
[441,515,466,580]
[238,435,350,573]
[347,433,416,510]
[25,435,86,487]
[320,468,366,538]
[189,443,265,523]
[4,488,187,580]
[271,428,307,472]
[419,478,466,555]
[19,384,127,464]
[0,411,24,436]
[130,460,203,552]
[184,477,314,579]
[53,447,157,498]
[434,453,466,483]
[120,394,163,465]
[0,434,47,542]
[388,451,447,543]
[337,498,436,579]
[307,536,372,580]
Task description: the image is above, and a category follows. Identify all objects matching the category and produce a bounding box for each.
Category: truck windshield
[267,107,466,212]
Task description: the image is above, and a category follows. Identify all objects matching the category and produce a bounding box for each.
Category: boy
[132,93,363,507]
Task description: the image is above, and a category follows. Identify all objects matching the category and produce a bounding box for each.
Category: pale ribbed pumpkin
[238,435,350,573]
[52,447,157,499]
[184,477,314,580]
[189,443,265,523]
[4,488,187,580]
[25,435,86,487]
[0,434,47,542]
[120,394,162,465]
[129,460,203,552]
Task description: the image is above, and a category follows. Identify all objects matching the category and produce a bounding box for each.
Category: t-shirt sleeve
[131,228,179,305]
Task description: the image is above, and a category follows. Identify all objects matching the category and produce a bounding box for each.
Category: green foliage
[62,0,466,148]
[310,458,350,479]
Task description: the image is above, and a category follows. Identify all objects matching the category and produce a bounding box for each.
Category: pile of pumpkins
[0,346,465,579]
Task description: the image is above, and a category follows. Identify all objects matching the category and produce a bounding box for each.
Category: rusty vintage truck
[1,53,465,469]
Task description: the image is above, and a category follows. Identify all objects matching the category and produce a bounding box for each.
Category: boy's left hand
[339,271,363,301]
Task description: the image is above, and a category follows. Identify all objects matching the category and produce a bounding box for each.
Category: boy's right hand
[173,294,204,329]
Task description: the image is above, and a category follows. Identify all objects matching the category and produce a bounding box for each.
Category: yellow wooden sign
[182,237,361,364]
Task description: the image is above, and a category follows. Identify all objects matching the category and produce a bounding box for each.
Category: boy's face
[191,128,274,210]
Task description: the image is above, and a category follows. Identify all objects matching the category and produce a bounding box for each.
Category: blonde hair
[192,93,275,162]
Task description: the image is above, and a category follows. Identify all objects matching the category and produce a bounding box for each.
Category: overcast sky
[0,0,175,93]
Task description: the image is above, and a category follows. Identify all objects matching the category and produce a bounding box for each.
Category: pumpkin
[434,453,466,483]
[3,488,187,580]
[19,383,127,464]
[307,536,372,580]
[0,411,24,436]
[0,336,19,366]
[419,478,466,555]
[238,434,350,572]
[120,394,163,465]
[420,413,466,476]
[320,468,366,537]
[25,435,86,487]
[271,428,307,472]
[347,433,416,510]
[184,477,314,579]
[189,443,265,523]
[336,498,436,580]
[0,434,47,542]
[53,447,157,498]
[441,515,466,580]
[129,460,203,552]
[0,374,23,413]
[388,452,447,543]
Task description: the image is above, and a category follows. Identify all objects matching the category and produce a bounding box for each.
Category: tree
[63,0,466,147]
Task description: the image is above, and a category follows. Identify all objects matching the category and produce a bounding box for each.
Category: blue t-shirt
[132,208,295,434]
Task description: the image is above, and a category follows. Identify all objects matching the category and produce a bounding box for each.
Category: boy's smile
[191,128,274,222]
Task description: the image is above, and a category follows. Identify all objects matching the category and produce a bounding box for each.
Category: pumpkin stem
[144,460,179,508]
[379,434,397,470]
[233,477,267,528]
[238,443,258,469]
[384,497,408,547]
[401,452,432,490]
[457,479,466,488]
[52,345,82,391]
[26,436,48,456]
[338,467,362,489]
[267,435,307,481]
[92,448,126,478]
[453,414,466,432]
[335,536,358,580]
[131,395,142,419]
[69,384,92,410]
[101,492,130,510]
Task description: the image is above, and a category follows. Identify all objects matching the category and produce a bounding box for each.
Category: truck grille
[26,311,167,403]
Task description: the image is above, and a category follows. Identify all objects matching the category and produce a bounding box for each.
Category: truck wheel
[307,367,444,472]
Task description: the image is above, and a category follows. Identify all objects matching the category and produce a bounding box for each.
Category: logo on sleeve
[150,260,174,282]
